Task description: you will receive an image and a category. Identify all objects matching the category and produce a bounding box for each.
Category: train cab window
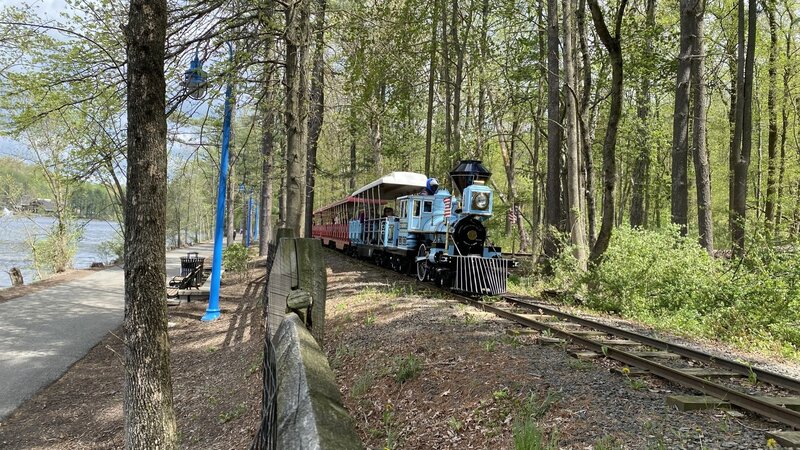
[399,200,407,218]
[413,200,421,217]
[423,200,432,213]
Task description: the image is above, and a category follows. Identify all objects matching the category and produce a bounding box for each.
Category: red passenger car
[311,196,385,250]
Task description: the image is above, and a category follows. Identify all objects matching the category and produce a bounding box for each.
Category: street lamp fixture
[183,53,208,100]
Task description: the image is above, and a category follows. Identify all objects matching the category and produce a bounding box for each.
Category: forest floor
[323,249,792,449]
[0,267,264,449]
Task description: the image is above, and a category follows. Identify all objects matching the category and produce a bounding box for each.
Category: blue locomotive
[312,160,516,295]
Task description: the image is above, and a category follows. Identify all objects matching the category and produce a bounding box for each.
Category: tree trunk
[564,0,588,269]
[731,0,756,255]
[587,0,627,265]
[285,0,310,237]
[671,0,692,236]
[777,7,793,227]
[450,0,464,163]
[441,0,452,159]
[259,30,277,256]
[349,127,357,190]
[544,0,562,258]
[691,0,713,252]
[123,0,177,444]
[577,0,597,244]
[424,0,438,175]
[764,0,778,228]
[305,0,326,236]
[369,83,384,175]
[476,0,489,160]
[630,0,655,228]
[226,162,236,246]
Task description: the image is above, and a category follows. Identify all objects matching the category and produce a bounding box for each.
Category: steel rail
[325,249,800,428]
[502,295,800,394]
[449,293,800,429]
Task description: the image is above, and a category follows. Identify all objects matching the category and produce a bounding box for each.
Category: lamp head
[183,54,208,100]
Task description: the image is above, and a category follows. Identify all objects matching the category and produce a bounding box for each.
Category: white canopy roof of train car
[351,172,428,200]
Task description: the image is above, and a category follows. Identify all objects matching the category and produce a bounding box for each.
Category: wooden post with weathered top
[266,233,327,346]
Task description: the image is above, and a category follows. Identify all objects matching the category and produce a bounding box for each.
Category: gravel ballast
[324,250,789,449]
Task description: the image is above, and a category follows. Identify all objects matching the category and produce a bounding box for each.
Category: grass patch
[393,354,422,384]
[513,420,559,450]
[218,403,246,424]
[351,370,375,398]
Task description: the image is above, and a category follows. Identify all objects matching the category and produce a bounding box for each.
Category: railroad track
[452,293,800,445]
[331,248,800,445]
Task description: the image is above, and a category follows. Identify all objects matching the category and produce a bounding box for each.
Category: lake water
[0,214,121,288]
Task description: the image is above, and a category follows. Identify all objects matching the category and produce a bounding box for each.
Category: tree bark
[369,83,384,175]
[450,0,464,163]
[123,0,177,444]
[226,162,236,246]
[577,0,597,245]
[441,0,452,159]
[424,0,439,175]
[544,0,562,258]
[630,0,655,229]
[285,0,310,237]
[764,0,778,228]
[564,0,588,269]
[671,0,692,236]
[777,7,793,227]
[731,0,756,255]
[587,0,627,265]
[691,0,713,252]
[259,32,277,256]
[305,0,326,236]
[475,0,489,160]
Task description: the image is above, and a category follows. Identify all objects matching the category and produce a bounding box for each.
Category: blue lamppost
[185,43,234,322]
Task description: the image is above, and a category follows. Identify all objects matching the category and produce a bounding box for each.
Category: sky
[0,0,67,18]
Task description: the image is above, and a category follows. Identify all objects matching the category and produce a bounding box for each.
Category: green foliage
[393,354,421,384]
[98,235,124,263]
[222,243,249,273]
[512,420,559,450]
[30,220,82,274]
[556,226,800,357]
[351,370,375,398]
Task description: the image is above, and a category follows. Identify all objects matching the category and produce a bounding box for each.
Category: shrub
[222,243,249,273]
[30,221,82,274]
[548,226,800,357]
[98,236,124,263]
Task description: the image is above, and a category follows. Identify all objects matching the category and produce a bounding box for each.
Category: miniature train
[312,160,516,295]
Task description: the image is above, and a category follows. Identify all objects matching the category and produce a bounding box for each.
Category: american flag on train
[443,196,452,217]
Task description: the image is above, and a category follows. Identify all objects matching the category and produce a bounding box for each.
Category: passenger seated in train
[382,207,395,217]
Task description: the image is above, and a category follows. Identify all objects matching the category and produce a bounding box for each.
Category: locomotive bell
[449,160,492,195]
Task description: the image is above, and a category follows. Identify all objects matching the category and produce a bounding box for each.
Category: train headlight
[472,192,489,210]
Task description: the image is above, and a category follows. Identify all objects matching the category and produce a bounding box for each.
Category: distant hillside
[0,156,118,219]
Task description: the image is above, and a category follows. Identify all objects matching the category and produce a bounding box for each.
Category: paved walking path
[0,242,215,420]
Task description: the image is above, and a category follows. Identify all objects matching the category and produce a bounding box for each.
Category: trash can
[180,252,205,276]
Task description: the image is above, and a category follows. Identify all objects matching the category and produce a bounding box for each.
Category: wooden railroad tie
[612,367,743,378]
[667,395,800,412]
[766,431,800,448]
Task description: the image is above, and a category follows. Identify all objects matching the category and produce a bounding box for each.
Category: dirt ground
[0,268,265,449]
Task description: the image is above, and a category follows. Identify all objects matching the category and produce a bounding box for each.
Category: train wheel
[416,245,428,281]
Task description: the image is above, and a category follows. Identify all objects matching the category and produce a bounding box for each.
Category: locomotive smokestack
[449,160,492,195]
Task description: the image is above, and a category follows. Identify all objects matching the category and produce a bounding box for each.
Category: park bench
[166,263,206,299]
